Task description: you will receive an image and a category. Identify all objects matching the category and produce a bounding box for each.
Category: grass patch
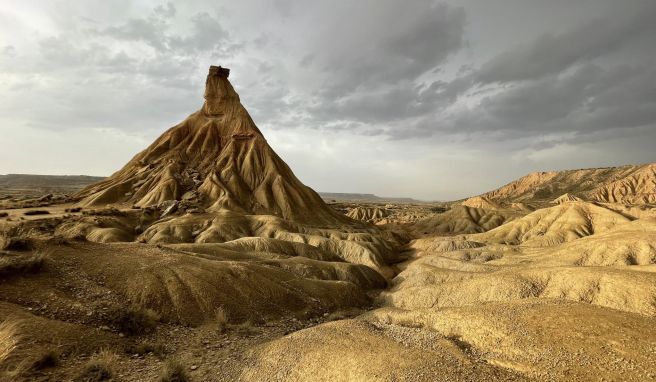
[215,307,228,333]
[233,319,260,336]
[125,341,166,358]
[2,237,35,251]
[112,307,159,336]
[75,350,118,382]
[23,210,50,216]
[324,308,364,322]
[82,208,124,217]
[159,359,191,382]
[47,235,70,246]
[214,307,261,335]
[31,349,60,370]
[446,334,473,353]
[0,252,45,277]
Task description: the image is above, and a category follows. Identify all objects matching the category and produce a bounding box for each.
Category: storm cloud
[0,0,654,200]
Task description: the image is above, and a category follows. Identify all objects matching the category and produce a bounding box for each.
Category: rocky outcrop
[461,196,501,210]
[346,206,391,223]
[468,163,656,206]
[74,66,351,226]
[552,193,583,204]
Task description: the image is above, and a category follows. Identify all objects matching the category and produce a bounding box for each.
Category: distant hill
[0,174,105,192]
[319,192,423,204]
[466,162,656,206]
[0,175,424,204]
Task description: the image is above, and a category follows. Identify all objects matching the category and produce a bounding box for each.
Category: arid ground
[1,67,655,382]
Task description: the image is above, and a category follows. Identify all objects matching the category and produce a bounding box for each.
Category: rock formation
[346,206,390,223]
[461,196,501,209]
[75,66,349,225]
[469,163,656,206]
[552,193,583,204]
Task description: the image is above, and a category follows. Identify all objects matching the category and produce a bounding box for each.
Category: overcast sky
[1,0,655,200]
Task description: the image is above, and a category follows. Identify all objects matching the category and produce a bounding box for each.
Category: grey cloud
[102,18,169,51]
[475,2,656,84]
[307,1,466,96]
[479,64,605,128]
[299,54,314,68]
[281,1,467,132]
[2,0,656,200]
[101,8,232,56]
[309,82,450,125]
[2,45,16,56]
[153,2,176,19]
[168,12,233,54]
[414,62,656,146]
[0,2,244,137]
[368,1,656,141]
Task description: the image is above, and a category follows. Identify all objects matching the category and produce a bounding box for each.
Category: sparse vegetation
[215,307,228,333]
[159,359,191,382]
[445,334,472,353]
[75,350,118,382]
[234,319,260,336]
[31,349,61,370]
[0,252,45,276]
[324,308,364,322]
[47,235,70,246]
[2,237,35,251]
[214,307,260,334]
[112,307,159,336]
[125,341,166,358]
[0,320,20,364]
[82,208,124,217]
[23,210,50,216]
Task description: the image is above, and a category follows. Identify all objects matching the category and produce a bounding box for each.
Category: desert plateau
[2,1,656,381]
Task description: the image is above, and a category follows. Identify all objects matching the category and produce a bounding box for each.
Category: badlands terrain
[1,66,656,381]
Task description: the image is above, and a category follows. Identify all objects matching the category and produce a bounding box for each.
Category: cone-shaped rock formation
[75,66,348,225]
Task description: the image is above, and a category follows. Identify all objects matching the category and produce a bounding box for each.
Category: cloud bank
[0,0,654,200]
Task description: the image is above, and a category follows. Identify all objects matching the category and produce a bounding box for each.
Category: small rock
[160,200,180,217]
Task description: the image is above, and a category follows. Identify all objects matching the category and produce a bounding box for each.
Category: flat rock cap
[209,65,230,78]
